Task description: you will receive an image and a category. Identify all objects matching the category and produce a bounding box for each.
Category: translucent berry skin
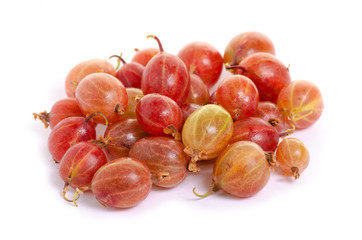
[230,117,279,152]
[115,62,144,89]
[277,80,324,129]
[102,145,130,162]
[216,75,259,120]
[223,31,275,65]
[213,141,270,198]
[104,118,149,149]
[91,157,152,209]
[178,41,223,88]
[136,94,182,136]
[47,116,96,163]
[34,98,83,129]
[141,52,190,105]
[253,101,291,134]
[75,73,128,124]
[182,104,233,171]
[132,48,160,66]
[185,74,210,105]
[65,59,116,97]
[124,88,143,119]
[180,103,201,124]
[238,52,291,102]
[276,138,309,179]
[59,142,107,189]
[129,137,190,188]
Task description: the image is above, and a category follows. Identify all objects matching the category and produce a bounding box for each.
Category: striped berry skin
[59,142,107,189]
[237,52,291,102]
[216,75,259,120]
[129,137,190,188]
[115,61,144,89]
[136,94,183,137]
[91,157,152,209]
[178,41,223,88]
[230,117,280,152]
[141,36,190,105]
[182,104,233,172]
[276,138,310,179]
[47,116,96,163]
[213,141,271,198]
[65,59,116,97]
[104,118,149,149]
[223,31,275,66]
[277,80,324,129]
[75,72,128,125]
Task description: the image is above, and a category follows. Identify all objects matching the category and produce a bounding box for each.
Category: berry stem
[147,35,164,52]
[109,54,127,70]
[33,111,50,128]
[85,112,109,126]
[163,125,181,141]
[184,147,207,173]
[73,186,90,207]
[291,166,300,180]
[268,118,280,127]
[193,184,220,198]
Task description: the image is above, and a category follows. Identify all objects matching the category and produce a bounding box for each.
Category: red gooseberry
[216,75,259,120]
[193,141,274,198]
[110,54,144,89]
[224,31,275,65]
[136,93,183,139]
[65,59,116,97]
[129,137,190,188]
[73,157,152,208]
[184,73,210,105]
[178,41,223,88]
[180,103,202,124]
[230,117,280,152]
[75,72,128,124]
[123,88,143,119]
[141,35,190,105]
[276,138,310,179]
[277,80,324,129]
[59,141,107,202]
[132,48,160,66]
[33,98,83,129]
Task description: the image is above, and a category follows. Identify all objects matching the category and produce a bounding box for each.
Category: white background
[1,0,361,239]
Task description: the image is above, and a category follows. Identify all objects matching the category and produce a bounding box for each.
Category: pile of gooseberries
[34,32,323,209]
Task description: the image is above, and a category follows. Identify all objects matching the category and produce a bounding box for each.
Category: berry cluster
[34,32,324,208]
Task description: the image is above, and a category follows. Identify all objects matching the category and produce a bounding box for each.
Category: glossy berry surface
[75,72,128,124]
[33,98,83,129]
[185,73,210,105]
[253,101,292,134]
[47,116,96,162]
[230,117,280,151]
[136,93,183,137]
[277,80,324,129]
[90,157,152,208]
[276,138,309,179]
[129,137,190,188]
[235,52,291,102]
[59,142,107,190]
[142,35,190,105]
[182,104,233,172]
[216,75,259,120]
[132,48,160,66]
[104,118,149,149]
[111,55,144,88]
[224,31,275,65]
[65,59,116,97]
[178,41,223,88]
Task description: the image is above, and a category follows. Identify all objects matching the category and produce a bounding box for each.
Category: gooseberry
[132,48,160,66]
[110,54,144,89]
